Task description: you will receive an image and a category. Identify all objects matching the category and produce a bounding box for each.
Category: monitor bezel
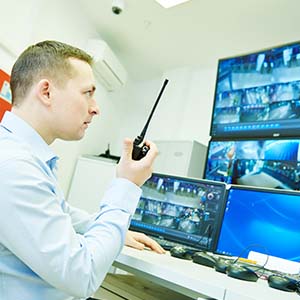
[209,40,300,139]
[215,183,300,261]
[203,136,300,190]
[129,172,228,252]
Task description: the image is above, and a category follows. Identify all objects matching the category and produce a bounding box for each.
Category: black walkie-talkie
[132,79,169,160]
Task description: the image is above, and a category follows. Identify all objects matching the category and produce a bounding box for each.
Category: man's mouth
[83,121,91,128]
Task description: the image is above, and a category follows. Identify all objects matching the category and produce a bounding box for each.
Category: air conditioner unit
[86,39,127,92]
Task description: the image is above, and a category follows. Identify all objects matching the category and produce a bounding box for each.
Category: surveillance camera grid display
[216,185,300,262]
[210,41,300,138]
[130,174,227,251]
[204,138,300,190]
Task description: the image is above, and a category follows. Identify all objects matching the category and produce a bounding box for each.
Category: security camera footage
[130,174,227,251]
[216,186,300,262]
[204,139,300,190]
[210,41,300,138]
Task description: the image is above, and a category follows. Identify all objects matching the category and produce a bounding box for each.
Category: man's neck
[11,106,55,145]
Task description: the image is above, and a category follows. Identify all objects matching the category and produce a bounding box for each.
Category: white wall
[107,65,217,156]
[152,66,216,145]
[0,47,15,74]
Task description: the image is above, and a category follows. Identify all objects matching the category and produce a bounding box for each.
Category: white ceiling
[78,0,300,81]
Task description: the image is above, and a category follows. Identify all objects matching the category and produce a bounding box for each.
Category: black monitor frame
[215,184,300,262]
[129,173,227,252]
[203,137,300,190]
[210,40,300,138]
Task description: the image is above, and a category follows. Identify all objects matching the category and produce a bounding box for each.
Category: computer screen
[129,173,227,252]
[204,138,300,190]
[210,41,300,138]
[216,185,300,262]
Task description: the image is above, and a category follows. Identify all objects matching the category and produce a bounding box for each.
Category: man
[0,40,164,300]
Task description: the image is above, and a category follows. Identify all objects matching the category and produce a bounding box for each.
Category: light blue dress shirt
[0,111,141,300]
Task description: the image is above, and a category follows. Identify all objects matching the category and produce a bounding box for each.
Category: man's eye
[85,91,93,97]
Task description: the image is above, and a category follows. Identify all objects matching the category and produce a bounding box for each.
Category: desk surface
[114,247,299,300]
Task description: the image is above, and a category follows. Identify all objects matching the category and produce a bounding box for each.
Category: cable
[232,243,270,277]
[195,223,213,250]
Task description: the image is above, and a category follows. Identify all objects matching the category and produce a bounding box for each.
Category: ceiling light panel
[155,0,191,9]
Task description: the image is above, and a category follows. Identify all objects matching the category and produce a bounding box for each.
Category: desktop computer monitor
[129,173,227,252]
[216,184,300,262]
[203,138,300,190]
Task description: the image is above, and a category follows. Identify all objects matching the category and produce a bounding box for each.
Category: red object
[0,69,11,121]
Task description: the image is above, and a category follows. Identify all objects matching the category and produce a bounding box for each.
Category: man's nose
[89,99,100,115]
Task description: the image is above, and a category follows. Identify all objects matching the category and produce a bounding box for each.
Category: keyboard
[151,236,200,252]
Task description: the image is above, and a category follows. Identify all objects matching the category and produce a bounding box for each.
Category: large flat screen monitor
[204,138,300,190]
[210,41,300,138]
[216,185,300,262]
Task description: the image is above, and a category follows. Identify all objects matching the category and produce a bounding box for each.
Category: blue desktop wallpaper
[216,187,300,262]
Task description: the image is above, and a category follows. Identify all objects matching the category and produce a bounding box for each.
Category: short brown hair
[10,40,93,106]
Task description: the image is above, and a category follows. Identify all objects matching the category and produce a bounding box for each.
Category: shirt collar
[1,111,58,167]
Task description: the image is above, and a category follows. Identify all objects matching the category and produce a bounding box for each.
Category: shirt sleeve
[0,156,141,298]
[64,203,95,234]
[65,178,138,235]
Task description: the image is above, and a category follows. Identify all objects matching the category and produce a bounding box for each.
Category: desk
[113,247,299,300]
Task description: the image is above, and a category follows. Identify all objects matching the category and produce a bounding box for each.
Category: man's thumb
[121,138,133,160]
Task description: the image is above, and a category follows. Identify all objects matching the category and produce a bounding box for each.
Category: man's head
[10,40,99,144]
[10,40,93,106]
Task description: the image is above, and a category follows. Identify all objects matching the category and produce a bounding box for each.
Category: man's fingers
[121,138,133,160]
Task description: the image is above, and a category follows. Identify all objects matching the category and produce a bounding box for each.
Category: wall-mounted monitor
[204,138,300,190]
[216,185,300,262]
[210,41,300,138]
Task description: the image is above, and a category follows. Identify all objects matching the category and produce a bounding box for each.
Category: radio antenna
[134,79,169,146]
[132,79,169,160]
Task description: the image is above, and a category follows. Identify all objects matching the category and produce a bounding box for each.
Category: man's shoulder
[0,129,32,164]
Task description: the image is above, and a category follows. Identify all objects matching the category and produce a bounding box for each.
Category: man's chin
[62,133,85,141]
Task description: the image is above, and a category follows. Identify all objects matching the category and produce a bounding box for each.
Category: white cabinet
[153,140,207,179]
[67,155,117,213]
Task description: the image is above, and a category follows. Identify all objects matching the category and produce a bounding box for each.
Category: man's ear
[35,79,52,106]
